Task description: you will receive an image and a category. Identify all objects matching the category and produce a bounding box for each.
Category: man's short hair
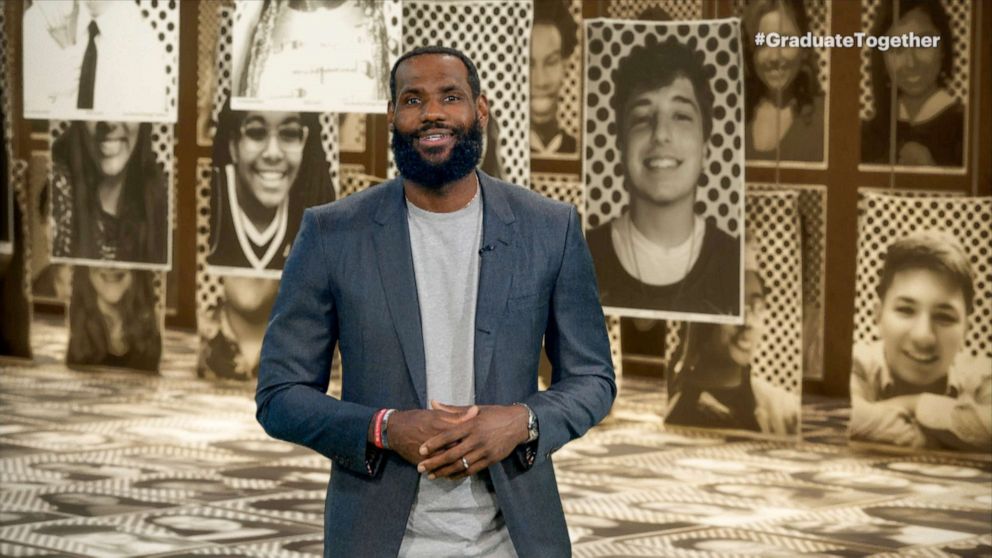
[876,230,975,314]
[533,0,578,59]
[612,36,714,142]
[389,46,481,104]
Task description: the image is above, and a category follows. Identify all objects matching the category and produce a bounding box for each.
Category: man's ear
[387,101,395,130]
[476,93,490,127]
[873,300,882,326]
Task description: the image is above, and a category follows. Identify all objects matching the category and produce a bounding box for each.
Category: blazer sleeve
[523,206,617,467]
[255,209,379,476]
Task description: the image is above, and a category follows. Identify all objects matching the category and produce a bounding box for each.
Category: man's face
[388,54,488,188]
[530,24,565,125]
[876,268,967,386]
[716,271,767,367]
[621,76,706,206]
[229,112,306,209]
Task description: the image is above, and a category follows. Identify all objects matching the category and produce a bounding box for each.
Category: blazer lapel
[372,179,428,408]
[473,172,516,400]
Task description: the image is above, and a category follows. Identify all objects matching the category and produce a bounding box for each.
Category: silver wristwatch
[516,403,539,443]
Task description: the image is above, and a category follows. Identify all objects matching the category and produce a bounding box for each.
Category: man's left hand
[416,401,529,480]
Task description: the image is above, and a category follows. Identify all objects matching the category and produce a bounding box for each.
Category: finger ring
[461,457,470,470]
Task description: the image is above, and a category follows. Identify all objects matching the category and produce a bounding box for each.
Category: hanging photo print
[859,0,971,172]
[530,0,582,160]
[583,17,745,323]
[48,121,172,270]
[849,192,991,454]
[230,0,401,113]
[665,190,803,439]
[22,0,178,122]
[737,0,830,168]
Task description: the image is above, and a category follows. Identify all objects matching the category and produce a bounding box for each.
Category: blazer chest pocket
[507,288,551,310]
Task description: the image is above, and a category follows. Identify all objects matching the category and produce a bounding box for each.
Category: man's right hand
[372,403,478,466]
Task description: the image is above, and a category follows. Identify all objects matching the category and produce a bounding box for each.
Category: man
[256,46,615,557]
[849,230,991,452]
[665,236,797,434]
[586,37,741,318]
[530,0,578,157]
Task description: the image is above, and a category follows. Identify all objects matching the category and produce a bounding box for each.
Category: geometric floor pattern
[1,316,990,557]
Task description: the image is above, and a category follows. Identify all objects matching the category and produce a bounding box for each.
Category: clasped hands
[384,400,529,480]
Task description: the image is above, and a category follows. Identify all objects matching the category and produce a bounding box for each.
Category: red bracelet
[372,408,388,449]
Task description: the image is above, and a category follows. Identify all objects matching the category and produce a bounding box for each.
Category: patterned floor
[0,316,989,557]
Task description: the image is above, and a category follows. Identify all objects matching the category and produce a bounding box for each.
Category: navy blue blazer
[256,171,616,557]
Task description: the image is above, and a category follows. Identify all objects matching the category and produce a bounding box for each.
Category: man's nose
[908,314,937,349]
[421,97,446,123]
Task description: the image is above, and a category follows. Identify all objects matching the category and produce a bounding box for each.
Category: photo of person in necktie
[22,0,176,122]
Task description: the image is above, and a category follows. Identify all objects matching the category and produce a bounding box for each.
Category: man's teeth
[423,134,447,141]
[646,157,679,170]
[257,171,284,180]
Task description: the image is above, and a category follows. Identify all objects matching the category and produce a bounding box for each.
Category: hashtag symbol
[754,32,765,46]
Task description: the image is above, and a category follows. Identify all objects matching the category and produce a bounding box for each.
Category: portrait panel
[750,183,827,380]
[230,0,401,113]
[22,0,178,122]
[205,107,337,278]
[48,121,173,270]
[66,267,164,373]
[736,0,831,168]
[859,0,971,172]
[583,18,745,323]
[849,192,991,454]
[664,190,803,440]
[530,0,581,161]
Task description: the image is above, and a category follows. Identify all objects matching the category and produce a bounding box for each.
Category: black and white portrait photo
[231,0,399,113]
[207,105,335,277]
[67,267,162,373]
[22,0,177,122]
[49,121,171,269]
[530,0,580,159]
[584,18,745,323]
[740,0,829,166]
[860,0,971,171]
[849,194,991,453]
[197,276,280,381]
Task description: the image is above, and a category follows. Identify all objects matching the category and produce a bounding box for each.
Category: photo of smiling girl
[50,121,169,268]
[207,103,334,276]
[849,230,991,453]
[741,0,826,165]
[67,266,161,372]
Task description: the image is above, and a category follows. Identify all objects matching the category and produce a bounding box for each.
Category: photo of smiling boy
[207,104,334,276]
[849,230,991,452]
[586,38,742,320]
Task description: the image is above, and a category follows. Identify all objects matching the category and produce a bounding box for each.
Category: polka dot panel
[608,315,624,379]
[138,0,180,118]
[859,0,971,122]
[340,164,378,198]
[607,0,704,21]
[531,172,584,219]
[399,0,533,188]
[197,1,224,146]
[555,0,584,156]
[340,114,367,154]
[749,183,827,381]
[666,191,804,393]
[854,192,991,360]
[583,18,744,235]
[195,158,224,316]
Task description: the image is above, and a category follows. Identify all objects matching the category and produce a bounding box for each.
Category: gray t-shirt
[399,190,516,558]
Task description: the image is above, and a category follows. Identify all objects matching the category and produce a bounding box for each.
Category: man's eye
[674,111,695,122]
[895,306,915,316]
[445,95,461,102]
[404,97,421,105]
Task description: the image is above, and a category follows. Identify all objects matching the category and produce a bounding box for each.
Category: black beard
[391,119,483,189]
